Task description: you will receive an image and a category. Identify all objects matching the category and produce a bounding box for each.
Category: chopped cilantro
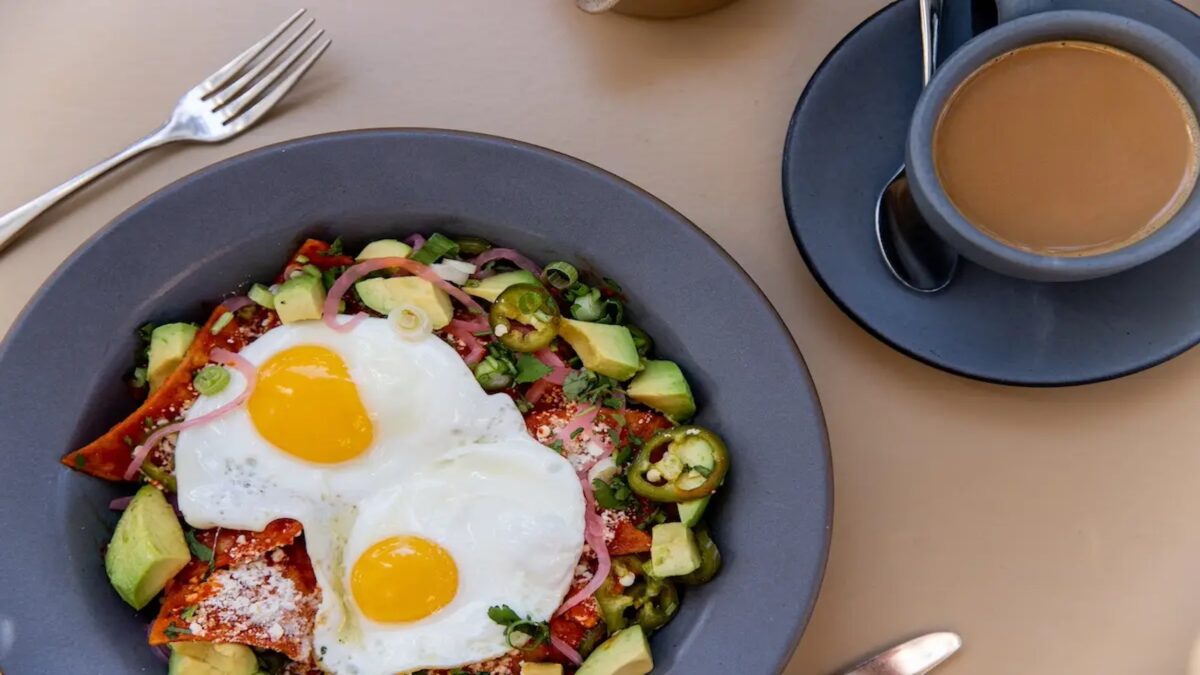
[549,439,565,454]
[321,266,345,291]
[72,455,87,469]
[613,445,632,466]
[514,353,553,384]
[163,624,191,639]
[570,427,584,440]
[180,605,197,621]
[487,604,549,651]
[327,237,344,255]
[562,369,619,404]
[602,395,624,409]
[185,530,213,563]
[593,476,632,510]
[122,435,134,447]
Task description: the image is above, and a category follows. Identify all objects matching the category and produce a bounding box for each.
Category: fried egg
[174,317,585,674]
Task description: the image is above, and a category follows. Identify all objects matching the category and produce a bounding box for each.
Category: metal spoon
[838,631,963,675]
[875,0,959,293]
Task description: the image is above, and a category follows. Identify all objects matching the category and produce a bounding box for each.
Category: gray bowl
[0,130,831,673]
[907,10,1200,282]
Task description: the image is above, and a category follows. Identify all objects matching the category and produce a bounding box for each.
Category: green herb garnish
[73,455,87,469]
[487,604,549,651]
[514,353,554,384]
[164,625,192,639]
[593,476,632,510]
[180,605,198,621]
[185,530,213,563]
[562,369,618,404]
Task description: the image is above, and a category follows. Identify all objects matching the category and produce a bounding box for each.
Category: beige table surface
[5,1,1200,673]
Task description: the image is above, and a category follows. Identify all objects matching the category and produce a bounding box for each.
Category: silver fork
[0,9,330,254]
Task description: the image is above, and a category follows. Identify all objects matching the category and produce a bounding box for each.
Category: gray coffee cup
[906,9,1200,282]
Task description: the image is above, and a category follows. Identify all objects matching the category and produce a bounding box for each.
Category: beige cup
[576,0,739,19]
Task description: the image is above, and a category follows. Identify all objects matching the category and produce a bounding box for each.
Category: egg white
[173,317,585,674]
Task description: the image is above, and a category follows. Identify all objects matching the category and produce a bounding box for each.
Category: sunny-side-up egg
[174,316,586,674]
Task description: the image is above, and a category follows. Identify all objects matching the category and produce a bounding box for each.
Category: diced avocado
[522,664,564,675]
[462,270,540,302]
[147,323,198,392]
[627,360,696,422]
[558,319,640,381]
[104,485,190,609]
[274,274,326,324]
[355,277,454,329]
[576,626,654,675]
[356,239,413,261]
[677,496,710,527]
[649,522,701,578]
[168,642,258,675]
[247,283,274,309]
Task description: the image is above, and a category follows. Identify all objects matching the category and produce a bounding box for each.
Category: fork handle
[0,126,175,253]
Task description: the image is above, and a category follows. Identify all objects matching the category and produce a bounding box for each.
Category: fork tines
[202,9,331,125]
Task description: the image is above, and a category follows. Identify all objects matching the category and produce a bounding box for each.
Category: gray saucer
[783,0,1200,386]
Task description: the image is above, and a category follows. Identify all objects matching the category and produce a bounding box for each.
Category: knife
[838,632,963,675]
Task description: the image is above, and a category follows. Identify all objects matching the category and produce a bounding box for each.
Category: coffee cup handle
[992,0,1056,23]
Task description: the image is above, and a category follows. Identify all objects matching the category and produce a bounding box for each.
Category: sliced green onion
[210,311,234,335]
[388,306,431,340]
[598,297,625,325]
[541,261,579,290]
[628,325,653,356]
[453,235,493,257]
[193,365,231,396]
[570,287,604,321]
[474,356,515,391]
[248,283,275,309]
[410,233,460,265]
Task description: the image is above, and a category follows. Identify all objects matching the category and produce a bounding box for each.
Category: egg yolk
[351,536,459,622]
[248,345,373,463]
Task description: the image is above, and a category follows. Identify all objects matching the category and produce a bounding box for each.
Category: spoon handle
[919,0,943,85]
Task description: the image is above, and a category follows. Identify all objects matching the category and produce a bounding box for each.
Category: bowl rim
[906,10,1200,282]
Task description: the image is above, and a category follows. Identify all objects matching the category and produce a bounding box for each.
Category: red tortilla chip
[196,519,304,568]
[61,305,277,481]
[609,520,652,556]
[151,541,319,662]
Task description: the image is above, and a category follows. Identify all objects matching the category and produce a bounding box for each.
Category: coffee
[933,41,1200,257]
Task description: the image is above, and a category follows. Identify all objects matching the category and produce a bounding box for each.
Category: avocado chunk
[147,323,198,392]
[105,485,190,609]
[355,276,454,328]
[356,238,413,261]
[558,319,640,381]
[463,270,541,302]
[522,664,564,675]
[168,642,258,675]
[274,274,326,324]
[677,496,710,527]
[626,360,696,422]
[649,522,701,578]
[576,626,654,675]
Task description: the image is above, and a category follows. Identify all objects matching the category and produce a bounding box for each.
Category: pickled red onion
[121,348,257,481]
[534,348,570,385]
[108,496,133,511]
[323,257,484,333]
[470,248,543,276]
[446,319,487,366]
[555,405,599,446]
[526,379,551,404]
[556,470,611,617]
[550,633,583,666]
[403,233,426,249]
[220,295,255,312]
